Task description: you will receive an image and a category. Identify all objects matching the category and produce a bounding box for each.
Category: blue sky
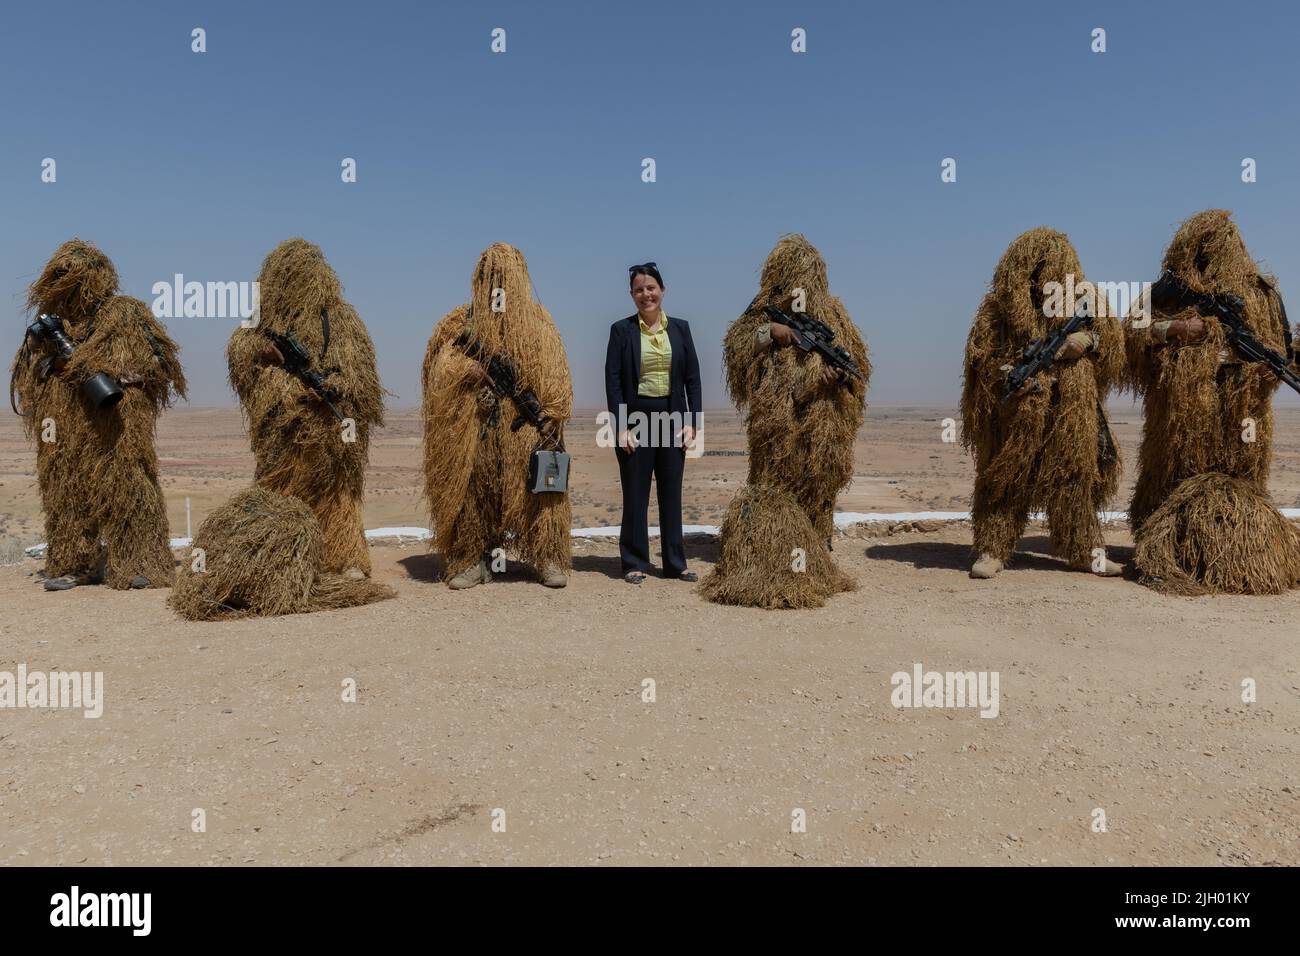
[4,0,1298,408]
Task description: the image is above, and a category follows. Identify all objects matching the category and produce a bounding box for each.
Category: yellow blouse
[637,311,672,397]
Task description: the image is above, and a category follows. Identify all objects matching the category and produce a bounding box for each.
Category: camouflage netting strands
[699,484,855,609]
[960,227,1124,566]
[707,234,868,607]
[10,239,186,588]
[169,486,394,620]
[227,238,384,575]
[1123,209,1290,537]
[1134,473,1300,596]
[421,243,573,581]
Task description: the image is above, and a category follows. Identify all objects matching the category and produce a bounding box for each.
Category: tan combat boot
[448,557,491,590]
[1073,557,1123,576]
[969,554,1003,579]
[539,564,568,588]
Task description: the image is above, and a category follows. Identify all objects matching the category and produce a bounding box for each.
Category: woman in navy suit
[604,263,702,584]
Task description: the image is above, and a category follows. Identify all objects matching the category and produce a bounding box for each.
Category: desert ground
[1,405,1297,866]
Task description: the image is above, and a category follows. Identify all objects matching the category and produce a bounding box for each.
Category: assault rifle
[762,304,864,383]
[1149,271,1300,397]
[1001,303,1092,402]
[268,332,345,421]
[453,331,547,431]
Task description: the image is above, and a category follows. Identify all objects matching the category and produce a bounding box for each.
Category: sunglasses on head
[628,262,658,273]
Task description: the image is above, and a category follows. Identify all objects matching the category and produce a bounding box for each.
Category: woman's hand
[619,430,637,454]
[677,424,696,449]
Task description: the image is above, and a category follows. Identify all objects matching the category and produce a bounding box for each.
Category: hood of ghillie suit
[27,239,120,326]
[255,238,343,349]
[724,233,870,409]
[1156,209,1281,341]
[470,242,532,330]
[990,227,1087,341]
[462,243,559,382]
[759,233,830,309]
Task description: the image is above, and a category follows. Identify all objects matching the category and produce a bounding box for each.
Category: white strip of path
[30,508,1300,557]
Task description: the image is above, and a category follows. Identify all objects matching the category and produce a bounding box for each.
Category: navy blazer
[604,314,702,432]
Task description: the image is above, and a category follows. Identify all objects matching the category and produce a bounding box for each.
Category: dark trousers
[616,396,688,577]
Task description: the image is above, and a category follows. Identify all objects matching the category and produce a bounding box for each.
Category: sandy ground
[1,406,1298,866]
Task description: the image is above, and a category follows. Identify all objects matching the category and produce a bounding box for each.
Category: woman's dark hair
[628,261,664,291]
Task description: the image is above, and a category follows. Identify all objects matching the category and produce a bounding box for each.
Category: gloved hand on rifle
[1153,316,1206,344]
[769,321,842,384]
[468,359,493,388]
[258,340,285,366]
[1052,330,1096,362]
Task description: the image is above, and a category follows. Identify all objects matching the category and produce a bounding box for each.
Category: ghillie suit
[227,239,383,575]
[699,484,855,609]
[421,243,573,586]
[169,485,394,620]
[960,227,1124,573]
[1124,209,1299,593]
[702,234,868,608]
[1133,473,1300,596]
[10,239,186,589]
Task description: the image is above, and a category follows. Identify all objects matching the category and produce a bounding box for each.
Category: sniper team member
[227,238,384,578]
[422,243,573,589]
[11,239,186,591]
[961,227,1124,580]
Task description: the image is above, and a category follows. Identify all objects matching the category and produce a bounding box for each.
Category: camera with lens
[25,313,124,409]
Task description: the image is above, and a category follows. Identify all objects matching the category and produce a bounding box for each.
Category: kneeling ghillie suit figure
[11,239,186,590]
[961,227,1124,579]
[169,485,394,620]
[421,243,573,589]
[1125,209,1300,594]
[227,239,384,576]
[701,234,869,608]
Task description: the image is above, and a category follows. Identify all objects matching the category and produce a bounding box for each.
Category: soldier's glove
[1053,330,1094,362]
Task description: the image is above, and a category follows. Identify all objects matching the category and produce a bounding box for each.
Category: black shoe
[672,571,698,583]
[42,570,100,591]
[624,571,647,584]
[129,575,152,589]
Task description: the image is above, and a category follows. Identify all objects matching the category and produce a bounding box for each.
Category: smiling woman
[604,262,703,584]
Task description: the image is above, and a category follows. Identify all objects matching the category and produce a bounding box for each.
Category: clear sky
[4,0,1298,409]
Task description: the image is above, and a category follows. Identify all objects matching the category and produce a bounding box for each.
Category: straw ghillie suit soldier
[169,485,395,620]
[960,227,1124,580]
[701,234,868,609]
[11,239,186,591]
[227,239,384,578]
[1124,210,1289,532]
[421,243,573,589]
[1124,209,1300,594]
[723,234,869,541]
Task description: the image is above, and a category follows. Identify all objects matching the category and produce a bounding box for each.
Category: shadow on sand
[866,535,1134,574]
